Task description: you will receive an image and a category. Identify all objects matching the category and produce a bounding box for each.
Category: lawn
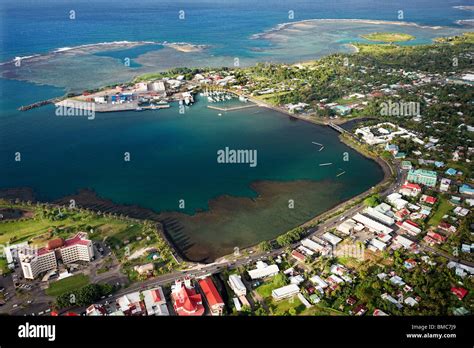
[255,282,277,298]
[301,304,347,316]
[0,258,10,275]
[45,274,90,296]
[0,201,144,247]
[0,202,133,246]
[268,297,306,315]
[428,197,452,227]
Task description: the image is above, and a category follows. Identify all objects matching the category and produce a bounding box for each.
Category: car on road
[12,304,18,308]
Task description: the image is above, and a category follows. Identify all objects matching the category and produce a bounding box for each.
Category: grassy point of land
[361,32,415,43]
[45,274,90,297]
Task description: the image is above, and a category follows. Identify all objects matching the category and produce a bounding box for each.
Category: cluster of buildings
[355,122,424,146]
[6,232,94,280]
[170,276,224,316]
[85,275,226,317]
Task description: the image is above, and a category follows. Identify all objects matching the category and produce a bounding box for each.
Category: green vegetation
[440,213,474,263]
[0,258,10,275]
[133,67,225,83]
[0,200,178,281]
[46,274,90,297]
[258,240,272,252]
[364,194,381,207]
[428,197,452,227]
[55,283,114,309]
[255,273,287,297]
[361,32,415,43]
[276,227,304,247]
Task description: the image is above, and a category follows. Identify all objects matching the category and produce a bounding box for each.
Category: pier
[207,104,257,112]
[18,97,62,111]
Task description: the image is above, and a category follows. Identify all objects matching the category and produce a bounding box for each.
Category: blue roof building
[459,184,474,196]
[445,168,457,176]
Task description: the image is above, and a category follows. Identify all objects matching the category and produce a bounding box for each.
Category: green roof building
[407,169,437,187]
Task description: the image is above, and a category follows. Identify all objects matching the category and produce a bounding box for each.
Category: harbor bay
[0,86,383,261]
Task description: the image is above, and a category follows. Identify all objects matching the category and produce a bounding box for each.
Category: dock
[207,104,257,112]
[18,97,62,111]
[141,104,170,110]
[336,171,346,177]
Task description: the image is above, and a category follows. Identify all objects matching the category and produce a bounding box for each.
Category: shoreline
[0,103,389,263]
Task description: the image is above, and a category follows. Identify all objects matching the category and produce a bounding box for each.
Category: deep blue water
[0,0,472,62]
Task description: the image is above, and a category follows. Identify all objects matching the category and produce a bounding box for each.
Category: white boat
[208,97,214,102]
[135,107,143,111]
[319,162,333,166]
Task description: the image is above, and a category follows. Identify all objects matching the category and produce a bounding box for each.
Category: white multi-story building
[18,232,93,279]
[19,247,57,280]
[59,233,94,264]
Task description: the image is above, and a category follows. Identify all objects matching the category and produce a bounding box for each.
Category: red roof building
[171,278,205,316]
[451,287,468,301]
[394,208,410,221]
[401,183,422,193]
[426,231,447,244]
[421,195,437,205]
[291,250,306,262]
[438,222,456,233]
[198,277,224,316]
[47,238,64,250]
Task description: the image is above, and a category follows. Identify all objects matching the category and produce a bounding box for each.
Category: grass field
[428,197,452,227]
[255,282,277,298]
[361,32,415,43]
[268,297,305,315]
[0,258,10,275]
[267,296,346,316]
[45,274,90,296]
[0,202,136,246]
